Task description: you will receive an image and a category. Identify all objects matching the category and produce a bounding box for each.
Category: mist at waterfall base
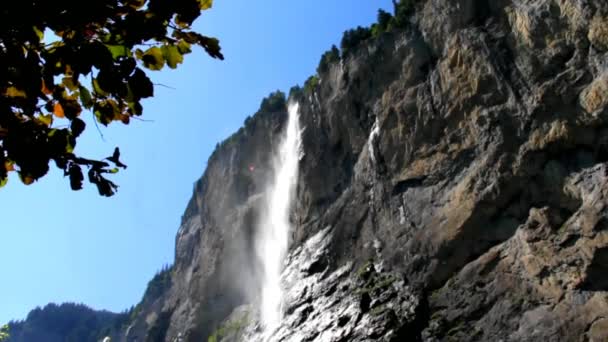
[256,103,302,333]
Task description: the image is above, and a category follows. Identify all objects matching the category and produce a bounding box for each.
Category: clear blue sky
[0,0,393,324]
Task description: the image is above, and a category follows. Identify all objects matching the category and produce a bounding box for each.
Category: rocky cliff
[122,0,608,341]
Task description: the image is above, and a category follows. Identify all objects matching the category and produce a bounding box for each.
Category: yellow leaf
[174,17,190,29]
[119,114,130,124]
[177,40,192,54]
[62,77,78,91]
[53,103,65,118]
[105,44,130,60]
[41,79,53,95]
[33,26,44,41]
[162,45,184,69]
[64,31,76,40]
[199,0,212,10]
[0,177,7,188]
[5,161,14,172]
[66,139,74,153]
[37,114,53,126]
[142,47,165,70]
[5,86,26,98]
[61,88,79,101]
[127,0,145,9]
[19,173,34,185]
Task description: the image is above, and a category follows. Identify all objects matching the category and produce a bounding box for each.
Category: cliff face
[123,0,608,341]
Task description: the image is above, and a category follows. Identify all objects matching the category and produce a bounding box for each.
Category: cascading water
[257,102,302,334]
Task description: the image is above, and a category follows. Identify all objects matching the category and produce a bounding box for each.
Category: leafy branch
[0,0,223,196]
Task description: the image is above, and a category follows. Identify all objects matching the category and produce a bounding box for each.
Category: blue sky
[0,0,393,324]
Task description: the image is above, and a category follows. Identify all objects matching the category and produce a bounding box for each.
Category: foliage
[119,265,172,330]
[207,312,250,342]
[304,75,319,94]
[389,0,417,30]
[0,0,223,196]
[258,90,286,113]
[340,26,372,58]
[371,9,393,37]
[377,9,394,31]
[317,45,340,74]
[0,325,8,342]
[356,260,375,279]
[288,85,303,99]
[339,1,419,58]
[143,264,172,301]
[6,303,129,342]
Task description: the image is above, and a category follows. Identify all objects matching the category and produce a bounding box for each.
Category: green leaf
[128,101,143,116]
[66,137,74,153]
[33,26,44,41]
[0,176,7,188]
[105,44,130,60]
[92,78,109,97]
[198,36,224,60]
[71,118,86,137]
[199,0,212,10]
[37,114,53,126]
[177,40,192,54]
[142,47,165,70]
[128,69,154,99]
[68,164,84,190]
[79,86,93,108]
[162,45,184,69]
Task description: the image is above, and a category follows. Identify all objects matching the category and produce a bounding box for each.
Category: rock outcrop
[122,0,608,341]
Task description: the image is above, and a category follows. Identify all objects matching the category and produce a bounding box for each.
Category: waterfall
[257,102,302,333]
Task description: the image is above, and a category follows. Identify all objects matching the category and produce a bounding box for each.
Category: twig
[154,83,176,90]
[131,116,155,123]
[91,112,106,141]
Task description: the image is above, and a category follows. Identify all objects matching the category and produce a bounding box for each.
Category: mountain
[7,0,608,341]
[5,303,128,342]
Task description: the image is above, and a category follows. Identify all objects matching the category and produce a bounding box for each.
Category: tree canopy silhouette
[0,325,8,341]
[0,0,223,196]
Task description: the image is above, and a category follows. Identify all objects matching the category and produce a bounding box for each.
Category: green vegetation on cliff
[301,0,421,96]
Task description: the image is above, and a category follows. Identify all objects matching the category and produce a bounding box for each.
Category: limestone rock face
[123,0,608,341]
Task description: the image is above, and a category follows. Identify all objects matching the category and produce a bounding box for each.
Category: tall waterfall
[257,103,302,332]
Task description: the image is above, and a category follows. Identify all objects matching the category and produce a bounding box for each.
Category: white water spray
[257,103,302,332]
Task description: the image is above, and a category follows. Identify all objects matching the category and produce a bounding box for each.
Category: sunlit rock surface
[216,228,424,342]
[121,0,608,341]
